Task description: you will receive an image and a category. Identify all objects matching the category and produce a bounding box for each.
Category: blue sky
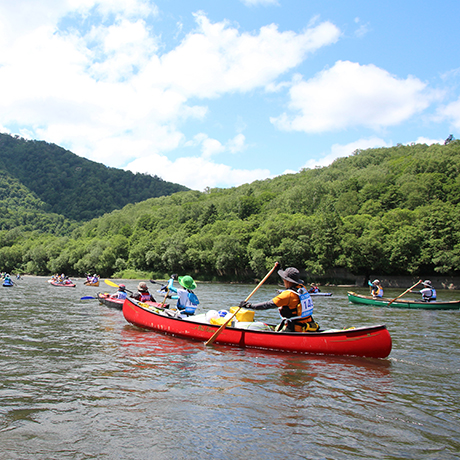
[1,0,459,190]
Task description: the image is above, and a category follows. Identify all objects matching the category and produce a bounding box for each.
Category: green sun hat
[179,275,197,290]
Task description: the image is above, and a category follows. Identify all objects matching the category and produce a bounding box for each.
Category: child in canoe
[166,274,199,316]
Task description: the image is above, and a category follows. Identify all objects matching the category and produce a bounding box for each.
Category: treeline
[1,141,460,281]
[0,133,188,221]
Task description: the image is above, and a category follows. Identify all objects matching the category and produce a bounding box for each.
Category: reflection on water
[0,277,459,459]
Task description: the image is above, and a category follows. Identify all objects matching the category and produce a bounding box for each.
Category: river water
[1,277,459,459]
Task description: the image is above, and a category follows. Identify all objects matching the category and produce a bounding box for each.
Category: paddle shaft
[104,279,134,294]
[205,262,279,346]
[160,286,170,308]
[387,280,422,306]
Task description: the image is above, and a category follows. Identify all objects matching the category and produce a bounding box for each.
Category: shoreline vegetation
[18,273,460,290]
[1,136,460,286]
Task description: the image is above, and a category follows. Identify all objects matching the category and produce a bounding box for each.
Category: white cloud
[271,60,437,133]
[155,14,341,98]
[354,17,370,38]
[412,136,444,146]
[184,133,247,159]
[88,18,159,82]
[437,97,460,129]
[195,135,226,159]
[298,137,390,171]
[227,133,246,153]
[0,0,156,47]
[125,154,270,190]
[0,8,340,181]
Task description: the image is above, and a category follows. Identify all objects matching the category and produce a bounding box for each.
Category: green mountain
[0,133,188,221]
[0,169,76,234]
[1,139,459,279]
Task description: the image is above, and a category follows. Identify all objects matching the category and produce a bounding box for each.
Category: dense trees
[0,133,188,221]
[1,140,459,280]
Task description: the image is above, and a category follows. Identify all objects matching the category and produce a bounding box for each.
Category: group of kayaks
[84,280,458,361]
[48,276,99,287]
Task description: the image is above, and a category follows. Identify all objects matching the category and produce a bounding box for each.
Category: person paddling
[166,274,199,316]
[368,279,383,298]
[412,280,437,302]
[242,267,319,332]
[132,282,156,302]
[111,284,127,300]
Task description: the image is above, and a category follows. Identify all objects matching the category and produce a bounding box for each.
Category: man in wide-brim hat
[418,280,437,302]
[242,267,320,332]
[132,281,156,302]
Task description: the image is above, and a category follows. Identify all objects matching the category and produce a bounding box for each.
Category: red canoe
[122,297,392,359]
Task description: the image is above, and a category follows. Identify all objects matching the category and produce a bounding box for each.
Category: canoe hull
[85,281,100,287]
[123,297,392,359]
[98,293,161,311]
[50,281,76,287]
[97,293,124,310]
[348,291,460,310]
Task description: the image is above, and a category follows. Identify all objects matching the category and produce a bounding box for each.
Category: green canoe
[347,291,460,310]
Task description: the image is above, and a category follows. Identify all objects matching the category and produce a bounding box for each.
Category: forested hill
[3,140,459,280]
[0,169,76,234]
[0,133,188,221]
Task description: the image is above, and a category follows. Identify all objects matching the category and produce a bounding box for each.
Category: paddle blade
[81,296,96,300]
[104,279,119,288]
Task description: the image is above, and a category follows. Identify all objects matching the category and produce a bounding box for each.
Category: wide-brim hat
[138,282,148,292]
[179,275,197,290]
[278,267,304,285]
[422,280,432,287]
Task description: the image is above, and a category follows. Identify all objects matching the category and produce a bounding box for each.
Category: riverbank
[17,272,460,290]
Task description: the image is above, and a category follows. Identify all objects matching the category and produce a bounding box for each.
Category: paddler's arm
[167,277,178,293]
[248,290,291,310]
[249,300,277,310]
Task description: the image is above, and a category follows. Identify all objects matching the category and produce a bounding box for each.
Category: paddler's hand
[239,301,251,309]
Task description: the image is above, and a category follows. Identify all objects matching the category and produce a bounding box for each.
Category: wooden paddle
[160,285,170,308]
[387,280,422,306]
[205,262,279,346]
[103,279,134,294]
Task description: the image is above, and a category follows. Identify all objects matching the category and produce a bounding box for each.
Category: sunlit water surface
[1,277,459,459]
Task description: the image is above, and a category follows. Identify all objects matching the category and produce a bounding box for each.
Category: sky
[0,0,459,191]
